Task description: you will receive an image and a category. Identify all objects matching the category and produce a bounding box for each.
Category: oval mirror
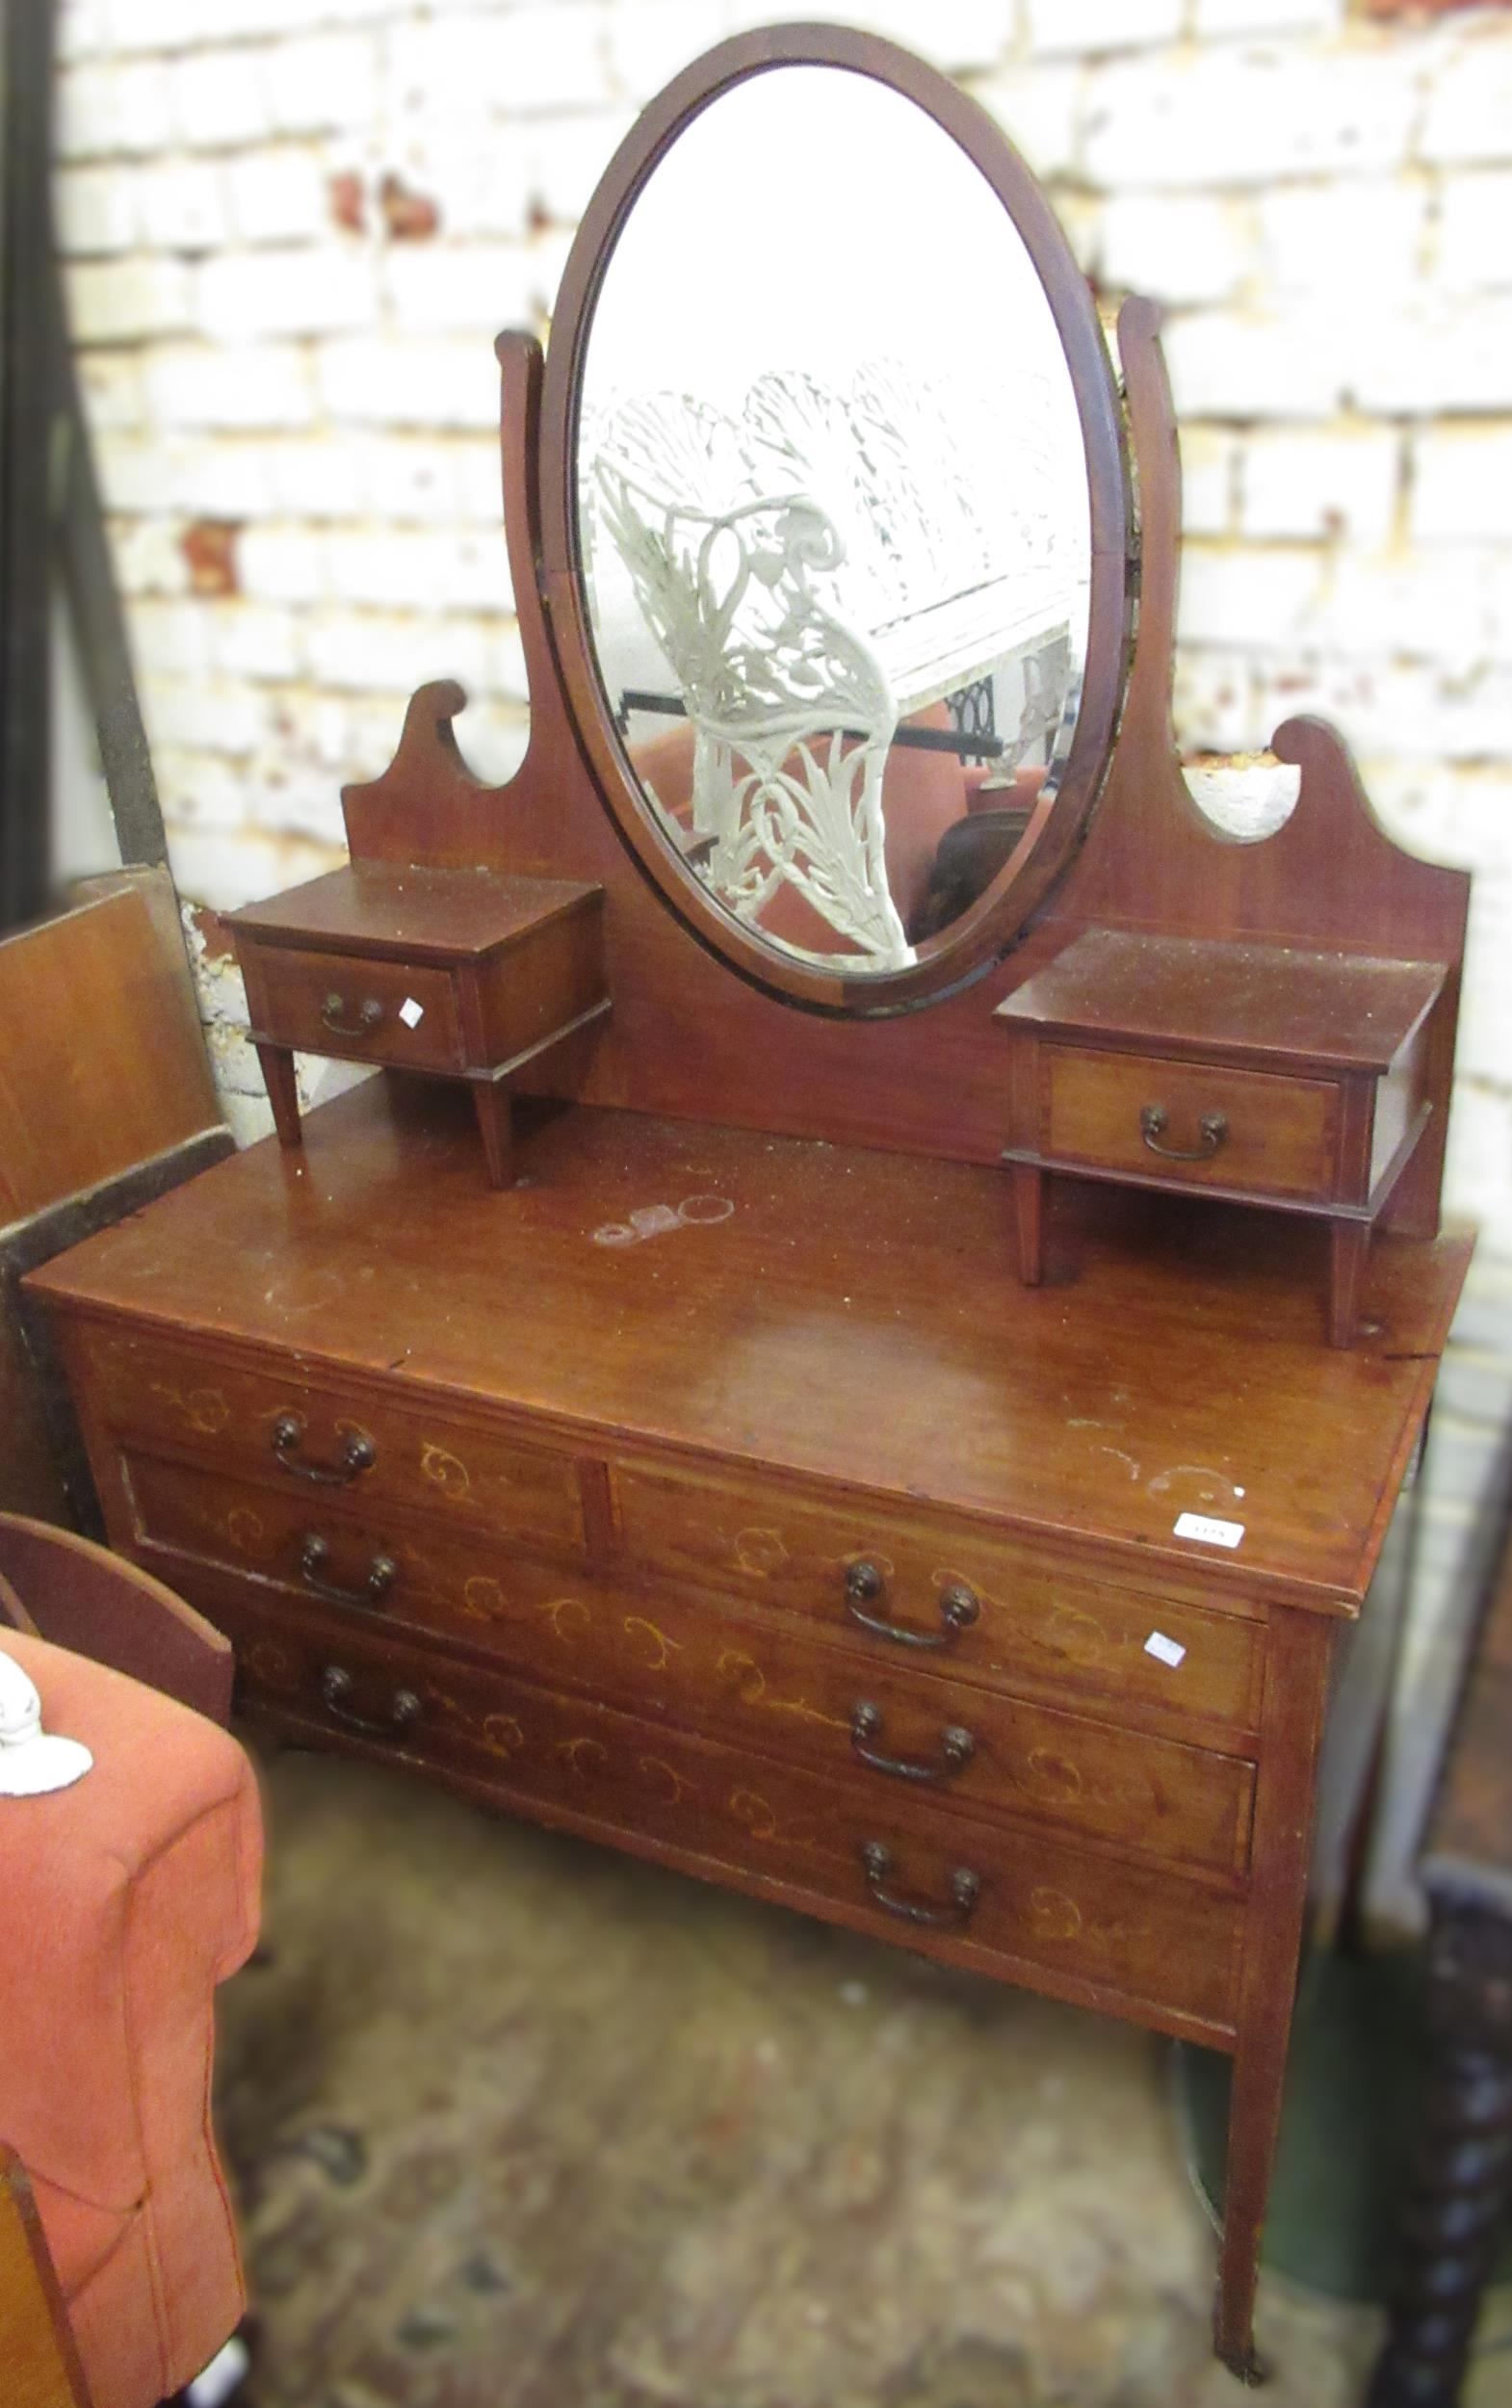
[540,28,1133,1011]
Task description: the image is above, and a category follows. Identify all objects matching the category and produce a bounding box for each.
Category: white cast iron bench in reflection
[586,362,1082,968]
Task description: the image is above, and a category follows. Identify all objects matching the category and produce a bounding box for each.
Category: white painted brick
[969,65,1083,182]
[1421,33,1512,167]
[1176,542,1328,649]
[816,0,1010,72]
[142,672,274,754]
[212,602,302,680]
[381,241,533,333]
[66,255,193,343]
[169,51,272,150]
[78,353,144,431]
[526,225,575,316]
[1179,427,1238,536]
[1082,49,1421,191]
[437,698,529,786]
[58,1,110,65]
[143,341,317,429]
[278,688,357,769]
[453,438,505,527]
[192,246,379,340]
[167,823,343,910]
[384,10,613,119]
[379,138,529,242]
[265,435,368,519]
[490,621,530,706]
[224,147,329,245]
[1443,1078,1512,1248]
[1311,547,1505,663]
[1256,179,1427,299]
[128,599,214,677]
[97,433,169,513]
[1412,425,1512,544]
[1163,309,1346,421]
[240,753,350,845]
[110,516,192,595]
[55,166,138,255]
[353,434,466,522]
[316,335,500,429]
[238,523,328,603]
[303,608,494,692]
[161,438,275,519]
[1100,194,1250,305]
[264,34,380,135]
[1173,650,1261,754]
[1239,424,1400,544]
[58,60,173,159]
[1193,0,1342,34]
[1437,171,1512,294]
[602,2,735,103]
[1350,300,1512,415]
[134,156,230,252]
[525,111,637,222]
[321,526,509,612]
[1026,0,1182,59]
[103,0,224,50]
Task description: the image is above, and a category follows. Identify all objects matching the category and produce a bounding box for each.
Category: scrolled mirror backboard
[540,28,1134,1011]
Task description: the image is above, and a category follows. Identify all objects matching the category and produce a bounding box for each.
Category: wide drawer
[65,1321,587,1558]
[613,1458,1264,1734]
[1041,1043,1339,1201]
[120,1452,1254,1877]
[250,943,464,1072]
[218,1588,1244,2034]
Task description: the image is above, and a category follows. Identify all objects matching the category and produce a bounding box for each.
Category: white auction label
[1173,1511,1244,1549]
[399,997,425,1028]
[1143,1631,1187,1668]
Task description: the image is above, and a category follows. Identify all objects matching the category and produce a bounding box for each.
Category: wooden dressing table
[24,26,1472,2386]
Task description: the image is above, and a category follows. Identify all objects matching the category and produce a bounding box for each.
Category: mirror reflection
[577,65,1094,976]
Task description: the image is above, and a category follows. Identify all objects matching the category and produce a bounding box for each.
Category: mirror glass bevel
[538,24,1134,1015]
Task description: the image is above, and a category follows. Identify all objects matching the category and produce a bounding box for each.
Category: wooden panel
[64,1320,588,1557]
[0,874,221,1226]
[1043,1046,1338,1200]
[475,907,606,1065]
[246,943,464,1071]
[29,1089,1471,1609]
[117,1453,1254,1873]
[614,1457,1264,1734]
[218,1586,1245,2033]
[0,2151,91,2408]
[227,859,600,962]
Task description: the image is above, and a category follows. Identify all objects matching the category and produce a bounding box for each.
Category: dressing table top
[27,1081,1470,1616]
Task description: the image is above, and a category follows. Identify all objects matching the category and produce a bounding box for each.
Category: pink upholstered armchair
[0,1514,263,2408]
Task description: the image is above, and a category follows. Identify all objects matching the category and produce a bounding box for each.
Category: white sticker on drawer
[1144,1631,1186,1668]
[1174,1511,1244,1548]
[398,997,425,1029]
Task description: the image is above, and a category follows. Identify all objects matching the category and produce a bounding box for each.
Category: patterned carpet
[217,1744,1418,2408]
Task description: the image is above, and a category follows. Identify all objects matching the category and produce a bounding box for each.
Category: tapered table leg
[1011,1165,1044,1284]
[472,1082,515,1190]
[1367,1899,1512,2408]
[1328,1220,1369,1348]
[253,1042,301,1149]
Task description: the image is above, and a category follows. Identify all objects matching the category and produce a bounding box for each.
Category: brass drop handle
[859,1840,981,1928]
[272,1413,376,1486]
[1139,1104,1228,1163]
[321,992,384,1037]
[850,1702,975,1784]
[300,1533,398,1610]
[844,1559,979,1651]
[320,1664,421,1738]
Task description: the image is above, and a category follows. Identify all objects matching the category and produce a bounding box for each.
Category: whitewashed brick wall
[56,0,1512,1926]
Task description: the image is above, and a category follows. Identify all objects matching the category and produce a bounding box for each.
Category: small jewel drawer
[252,947,464,1072]
[1039,1043,1339,1201]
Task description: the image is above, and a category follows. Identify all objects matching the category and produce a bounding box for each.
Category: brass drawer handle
[300,1533,398,1610]
[859,1840,980,1928]
[844,1559,979,1651]
[850,1701,975,1784]
[321,991,384,1037]
[320,1663,421,1738]
[1139,1104,1228,1163]
[272,1413,376,1486]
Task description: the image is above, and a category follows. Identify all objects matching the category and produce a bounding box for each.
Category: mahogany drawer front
[1041,1044,1339,1201]
[251,945,464,1071]
[612,1460,1264,1734]
[120,1453,1253,1878]
[219,1589,1243,2033]
[65,1322,587,1557]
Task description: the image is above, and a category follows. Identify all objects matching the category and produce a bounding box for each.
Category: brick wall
[55,0,1512,1925]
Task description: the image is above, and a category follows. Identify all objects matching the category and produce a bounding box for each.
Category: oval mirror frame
[539,24,1134,1014]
